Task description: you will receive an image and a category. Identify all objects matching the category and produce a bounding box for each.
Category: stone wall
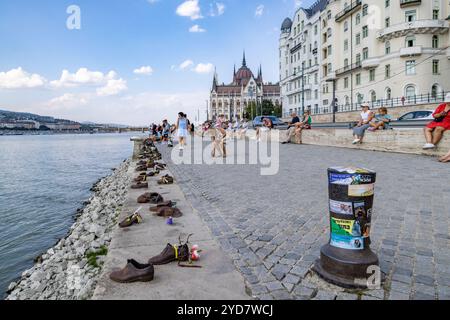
[307,103,441,123]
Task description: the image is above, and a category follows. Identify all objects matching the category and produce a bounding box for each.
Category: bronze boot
[109,259,154,283]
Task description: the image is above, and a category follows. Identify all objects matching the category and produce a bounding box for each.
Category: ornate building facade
[209,53,281,121]
[280,0,450,117]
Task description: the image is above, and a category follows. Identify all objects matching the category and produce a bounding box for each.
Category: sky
[0,0,315,126]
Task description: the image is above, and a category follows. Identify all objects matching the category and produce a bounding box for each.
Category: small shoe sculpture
[157,175,174,185]
[148,243,190,265]
[109,259,154,283]
[131,182,149,189]
[119,212,143,228]
[154,207,183,218]
[149,201,177,212]
[135,165,147,172]
[137,192,164,204]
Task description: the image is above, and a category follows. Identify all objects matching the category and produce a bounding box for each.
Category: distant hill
[0,109,78,124]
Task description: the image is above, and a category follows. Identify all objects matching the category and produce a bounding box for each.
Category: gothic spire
[242,51,247,67]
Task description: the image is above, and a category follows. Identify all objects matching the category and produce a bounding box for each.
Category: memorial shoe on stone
[131,182,148,189]
[137,192,164,204]
[109,259,154,283]
[148,243,190,265]
[119,212,143,228]
[149,201,177,212]
[157,174,174,185]
[154,207,183,218]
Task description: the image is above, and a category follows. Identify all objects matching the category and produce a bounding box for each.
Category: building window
[356,73,361,85]
[344,39,349,51]
[433,9,439,20]
[385,64,391,79]
[385,0,390,8]
[327,28,332,38]
[385,87,392,100]
[385,41,391,54]
[385,17,390,28]
[344,21,349,32]
[356,33,361,45]
[344,77,349,89]
[357,93,364,104]
[344,58,349,67]
[405,35,416,47]
[431,84,441,99]
[369,69,375,82]
[406,60,416,75]
[432,35,439,49]
[370,90,377,102]
[362,26,368,38]
[362,5,368,16]
[328,45,332,55]
[405,10,416,22]
[405,85,416,99]
[356,14,361,25]
[433,60,440,75]
[356,53,361,63]
[363,47,369,60]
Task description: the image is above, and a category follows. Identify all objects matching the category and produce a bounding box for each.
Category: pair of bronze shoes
[137,192,164,204]
[119,212,143,228]
[133,173,147,182]
[150,201,182,218]
[131,181,148,189]
[157,175,174,185]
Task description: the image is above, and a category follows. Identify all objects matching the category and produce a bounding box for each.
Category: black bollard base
[313,244,379,289]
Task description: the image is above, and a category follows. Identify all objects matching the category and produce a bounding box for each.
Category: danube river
[0,133,143,298]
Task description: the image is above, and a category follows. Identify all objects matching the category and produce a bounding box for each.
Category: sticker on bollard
[313,167,381,289]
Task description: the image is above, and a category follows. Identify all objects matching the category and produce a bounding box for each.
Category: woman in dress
[352,103,375,144]
[176,112,188,150]
[423,93,450,150]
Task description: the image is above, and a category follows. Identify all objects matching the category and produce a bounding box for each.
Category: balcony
[323,71,337,81]
[362,58,381,69]
[335,0,362,22]
[377,19,449,41]
[400,46,423,57]
[335,61,362,76]
[290,42,302,54]
[400,0,421,8]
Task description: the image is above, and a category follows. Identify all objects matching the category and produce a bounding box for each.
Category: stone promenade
[160,141,450,300]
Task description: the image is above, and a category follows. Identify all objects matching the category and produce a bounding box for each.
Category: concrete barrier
[130,136,146,160]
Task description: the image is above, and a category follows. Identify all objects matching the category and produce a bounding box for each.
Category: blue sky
[0,0,314,125]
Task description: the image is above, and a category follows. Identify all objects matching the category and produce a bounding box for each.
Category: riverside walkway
[158,141,450,300]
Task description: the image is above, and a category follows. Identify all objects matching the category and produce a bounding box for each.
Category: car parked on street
[251,116,287,129]
[397,110,434,121]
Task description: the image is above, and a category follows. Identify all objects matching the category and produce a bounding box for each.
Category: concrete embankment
[6,161,131,300]
[93,146,250,300]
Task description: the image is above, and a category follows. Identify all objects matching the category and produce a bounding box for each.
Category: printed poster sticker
[329,200,353,215]
[331,218,362,237]
[348,184,374,197]
[330,167,372,174]
[330,234,364,250]
[329,173,374,185]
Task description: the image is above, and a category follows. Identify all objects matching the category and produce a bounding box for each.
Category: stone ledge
[290,128,450,157]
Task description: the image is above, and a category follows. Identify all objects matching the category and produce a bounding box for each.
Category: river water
[0,133,143,298]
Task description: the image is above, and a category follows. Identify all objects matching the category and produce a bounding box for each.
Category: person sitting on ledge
[256,117,273,141]
[281,112,300,144]
[294,110,312,144]
[423,93,450,150]
[368,107,391,131]
[352,103,375,145]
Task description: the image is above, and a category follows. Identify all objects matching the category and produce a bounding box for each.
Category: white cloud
[0,67,47,89]
[179,59,194,70]
[193,63,214,74]
[216,3,225,15]
[176,0,202,20]
[255,4,265,17]
[133,66,154,75]
[97,78,128,96]
[48,93,89,108]
[295,0,303,8]
[189,24,206,33]
[50,68,116,88]
[147,0,160,4]
[209,2,225,17]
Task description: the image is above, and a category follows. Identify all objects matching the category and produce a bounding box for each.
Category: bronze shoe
[131,182,148,189]
[155,207,183,218]
[137,192,164,204]
[109,259,154,283]
[119,213,143,228]
[149,201,176,212]
[147,243,189,265]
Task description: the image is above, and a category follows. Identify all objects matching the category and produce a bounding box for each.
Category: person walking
[176,112,188,150]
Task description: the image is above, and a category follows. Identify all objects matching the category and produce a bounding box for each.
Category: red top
[427,103,450,130]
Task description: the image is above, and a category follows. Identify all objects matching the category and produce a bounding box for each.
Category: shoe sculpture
[149,201,177,212]
[148,243,190,265]
[137,192,164,204]
[119,212,143,228]
[154,207,183,218]
[157,175,174,185]
[131,182,148,189]
[109,259,154,283]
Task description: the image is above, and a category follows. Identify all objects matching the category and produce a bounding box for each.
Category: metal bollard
[313,167,381,289]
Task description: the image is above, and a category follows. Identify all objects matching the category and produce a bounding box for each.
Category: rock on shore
[6,160,131,300]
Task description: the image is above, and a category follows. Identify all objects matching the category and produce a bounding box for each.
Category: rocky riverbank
[5,160,131,300]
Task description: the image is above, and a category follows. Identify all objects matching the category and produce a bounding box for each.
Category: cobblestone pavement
[160,141,450,300]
